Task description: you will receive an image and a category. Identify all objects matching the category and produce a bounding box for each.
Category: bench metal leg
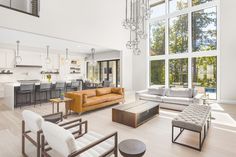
[172,122,210,151]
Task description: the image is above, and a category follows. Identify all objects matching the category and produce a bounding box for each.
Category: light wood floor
[0,93,236,157]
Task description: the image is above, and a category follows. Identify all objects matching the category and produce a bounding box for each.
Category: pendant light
[46,45,51,64]
[65,48,69,63]
[90,48,96,66]
[15,40,22,64]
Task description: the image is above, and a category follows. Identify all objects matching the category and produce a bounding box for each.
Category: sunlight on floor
[210,103,224,111]
[212,111,236,127]
[213,126,236,133]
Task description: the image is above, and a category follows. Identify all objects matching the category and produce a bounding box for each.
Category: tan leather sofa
[65,87,125,114]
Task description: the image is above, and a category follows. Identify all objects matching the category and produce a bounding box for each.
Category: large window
[169,14,188,54]
[150,20,165,56]
[169,58,188,88]
[192,7,217,52]
[150,60,165,85]
[0,0,39,16]
[192,56,217,99]
[149,0,219,99]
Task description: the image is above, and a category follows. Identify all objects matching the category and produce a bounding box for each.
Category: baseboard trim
[218,99,236,105]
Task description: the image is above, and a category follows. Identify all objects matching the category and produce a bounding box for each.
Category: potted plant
[46,74,51,82]
[60,92,65,100]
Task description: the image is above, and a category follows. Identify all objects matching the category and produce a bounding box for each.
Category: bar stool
[54,82,65,98]
[16,83,35,108]
[36,83,51,105]
[71,81,80,91]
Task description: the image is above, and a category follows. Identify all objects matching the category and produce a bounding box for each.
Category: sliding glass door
[87,59,120,87]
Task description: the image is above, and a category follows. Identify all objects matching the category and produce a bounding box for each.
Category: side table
[119,139,146,157]
[49,97,73,118]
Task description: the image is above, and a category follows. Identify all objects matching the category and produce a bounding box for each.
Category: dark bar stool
[16,83,35,108]
[36,83,51,105]
[71,81,80,91]
[53,81,65,98]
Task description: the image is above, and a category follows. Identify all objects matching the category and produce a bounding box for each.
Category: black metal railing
[0,0,39,17]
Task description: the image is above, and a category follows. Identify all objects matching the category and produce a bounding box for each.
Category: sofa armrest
[193,93,204,105]
[135,90,148,101]
[65,92,83,113]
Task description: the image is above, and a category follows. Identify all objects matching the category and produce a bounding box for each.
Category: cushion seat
[76,131,114,157]
[172,105,211,132]
[98,94,123,102]
[139,93,162,102]
[162,96,193,105]
[83,97,107,107]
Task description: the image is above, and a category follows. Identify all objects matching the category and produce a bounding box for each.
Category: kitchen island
[3,80,79,110]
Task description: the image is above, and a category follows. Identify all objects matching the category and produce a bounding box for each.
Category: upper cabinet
[0,49,15,68]
[16,51,42,67]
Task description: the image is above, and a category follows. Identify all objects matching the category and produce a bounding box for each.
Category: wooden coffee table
[119,139,146,157]
[112,101,159,128]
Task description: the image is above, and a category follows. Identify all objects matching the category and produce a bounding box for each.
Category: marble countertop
[5,81,73,87]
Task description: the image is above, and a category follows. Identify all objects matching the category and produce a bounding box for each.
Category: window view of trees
[150,60,165,85]
[169,0,188,13]
[149,0,218,99]
[192,0,213,6]
[192,56,217,99]
[150,20,165,56]
[169,59,188,87]
[192,7,217,52]
[169,14,188,54]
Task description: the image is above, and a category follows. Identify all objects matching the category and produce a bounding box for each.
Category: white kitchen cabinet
[16,51,42,66]
[6,50,15,68]
[0,49,15,68]
[0,51,6,68]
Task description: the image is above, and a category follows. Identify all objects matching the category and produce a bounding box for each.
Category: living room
[0,0,236,157]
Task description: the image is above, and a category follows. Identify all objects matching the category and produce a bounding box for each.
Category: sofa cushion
[148,86,165,96]
[83,94,88,104]
[162,96,193,105]
[79,89,96,97]
[83,96,107,107]
[139,93,162,102]
[99,94,123,102]
[96,88,112,96]
[165,88,193,98]
[111,88,123,95]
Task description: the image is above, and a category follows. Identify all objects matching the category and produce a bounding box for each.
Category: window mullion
[165,0,169,88]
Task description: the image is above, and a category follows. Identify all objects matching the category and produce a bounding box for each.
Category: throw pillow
[111,88,123,95]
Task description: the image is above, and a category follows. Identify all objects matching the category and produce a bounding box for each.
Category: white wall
[219,0,236,103]
[93,51,120,61]
[0,0,133,90]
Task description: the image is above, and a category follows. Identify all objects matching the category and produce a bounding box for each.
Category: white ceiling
[0,27,117,54]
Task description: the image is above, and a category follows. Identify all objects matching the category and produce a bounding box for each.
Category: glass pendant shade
[65,48,70,63]
[15,55,22,64]
[46,46,51,64]
[15,40,22,64]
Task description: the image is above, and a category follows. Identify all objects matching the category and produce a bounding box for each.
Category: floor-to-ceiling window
[149,0,219,99]
[87,59,120,87]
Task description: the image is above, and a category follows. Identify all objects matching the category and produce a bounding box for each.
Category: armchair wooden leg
[22,121,26,156]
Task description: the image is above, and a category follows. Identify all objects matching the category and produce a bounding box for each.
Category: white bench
[172,104,211,151]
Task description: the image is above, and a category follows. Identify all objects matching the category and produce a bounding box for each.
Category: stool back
[40,83,51,90]
[20,83,35,91]
[55,82,65,90]
[71,81,79,88]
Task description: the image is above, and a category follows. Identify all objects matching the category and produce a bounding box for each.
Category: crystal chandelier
[123,0,150,55]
